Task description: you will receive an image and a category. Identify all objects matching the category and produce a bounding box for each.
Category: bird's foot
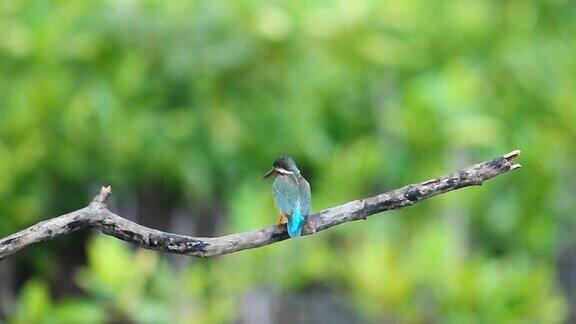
[276,213,288,225]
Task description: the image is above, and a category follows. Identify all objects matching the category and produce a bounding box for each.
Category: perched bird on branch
[263,157,311,238]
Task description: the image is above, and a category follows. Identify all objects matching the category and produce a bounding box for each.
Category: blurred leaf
[11,278,52,324]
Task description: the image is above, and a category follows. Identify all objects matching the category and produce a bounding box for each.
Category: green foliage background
[1,0,575,322]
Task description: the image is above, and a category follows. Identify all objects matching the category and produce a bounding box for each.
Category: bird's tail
[288,208,305,238]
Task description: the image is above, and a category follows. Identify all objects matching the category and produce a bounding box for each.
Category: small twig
[92,186,112,205]
[0,150,521,260]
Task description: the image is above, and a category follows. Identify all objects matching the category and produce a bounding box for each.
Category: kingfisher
[263,157,311,238]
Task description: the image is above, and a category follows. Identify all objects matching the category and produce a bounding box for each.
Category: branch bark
[0,150,522,260]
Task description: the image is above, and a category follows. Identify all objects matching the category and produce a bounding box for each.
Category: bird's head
[263,156,300,179]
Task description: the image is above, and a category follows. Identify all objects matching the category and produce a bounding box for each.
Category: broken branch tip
[503,149,522,160]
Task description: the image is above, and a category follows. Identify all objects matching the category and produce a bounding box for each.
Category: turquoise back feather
[287,201,305,237]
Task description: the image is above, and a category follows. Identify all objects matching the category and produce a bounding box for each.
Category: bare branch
[0,150,522,260]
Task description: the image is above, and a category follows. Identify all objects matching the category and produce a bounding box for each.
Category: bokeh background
[1,0,575,323]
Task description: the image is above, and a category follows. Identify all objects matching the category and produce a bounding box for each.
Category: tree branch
[0,150,522,260]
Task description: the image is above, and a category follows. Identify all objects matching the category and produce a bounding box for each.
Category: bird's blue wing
[298,177,311,216]
[272,176,298,216]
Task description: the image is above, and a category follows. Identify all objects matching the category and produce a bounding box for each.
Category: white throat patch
[276,168,294,175]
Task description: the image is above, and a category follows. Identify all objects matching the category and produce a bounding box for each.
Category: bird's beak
[263,168,276,179]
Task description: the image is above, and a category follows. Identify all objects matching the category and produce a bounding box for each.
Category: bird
[263,157,311,238]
